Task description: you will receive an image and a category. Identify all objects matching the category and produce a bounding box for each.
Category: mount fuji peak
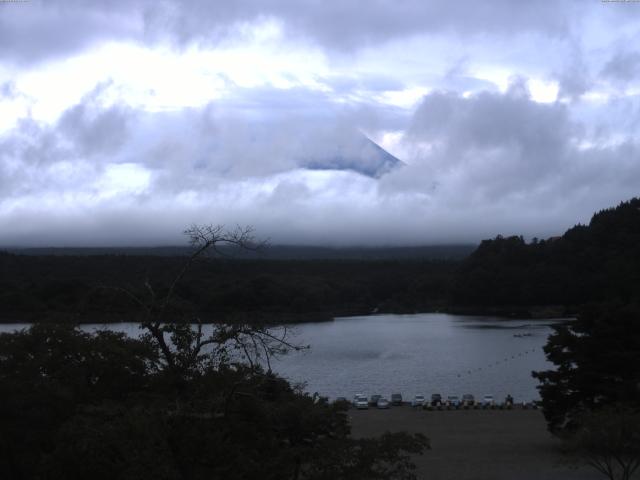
[302,134,404,178]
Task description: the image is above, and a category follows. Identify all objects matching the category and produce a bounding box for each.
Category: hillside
[452,197,640,310]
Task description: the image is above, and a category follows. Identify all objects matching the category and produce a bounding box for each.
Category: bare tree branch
[105,224,301,377]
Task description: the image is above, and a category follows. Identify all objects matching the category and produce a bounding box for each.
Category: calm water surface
[271,314,562,402]
[0,313,563,402]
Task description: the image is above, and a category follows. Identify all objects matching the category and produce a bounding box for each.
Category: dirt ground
[349,406,604,480]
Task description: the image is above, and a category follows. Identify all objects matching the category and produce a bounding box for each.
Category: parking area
[349,407,602,480]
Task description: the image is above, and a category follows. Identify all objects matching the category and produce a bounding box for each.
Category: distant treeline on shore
[1,197,639,323]
[0,254,458,323]
[3,244,476,261]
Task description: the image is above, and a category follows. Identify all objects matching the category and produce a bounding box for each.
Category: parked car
[446,395,460,408]
[369,394,382,406]
[377,397,390,409]
[411,395,426,407]
[354,394,369,409]
[391,393,403,406]
[353,394,367,407]
[430,393,442,406]
[482,395,495,407]
[462,394,475,407]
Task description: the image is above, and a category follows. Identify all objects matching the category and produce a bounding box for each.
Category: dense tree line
[453,198,640,310]
[8,244,475,261]
[0,254,456,323]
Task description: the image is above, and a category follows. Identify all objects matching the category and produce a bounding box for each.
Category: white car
[377,398,390,409]
[411,395,426,407]
[482,395,495,407]
[353,394,369,409]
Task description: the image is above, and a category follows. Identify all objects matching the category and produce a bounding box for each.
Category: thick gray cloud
[148,0,577,51]
[2,0,628,64]
[0,0,142,64]
[381,86,640,229]
[57,84,135,158]
[406,86,574,193]
[601,50,640,85]
[555,43,591,102]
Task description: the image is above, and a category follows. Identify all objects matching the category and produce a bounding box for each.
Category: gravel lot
[349,406,604,480]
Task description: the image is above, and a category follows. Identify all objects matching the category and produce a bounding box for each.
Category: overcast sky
[1,0,640,246]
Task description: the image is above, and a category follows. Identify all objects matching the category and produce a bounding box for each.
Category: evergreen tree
[533,303,640,433]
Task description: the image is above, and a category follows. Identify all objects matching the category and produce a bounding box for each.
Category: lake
[271,313,563,402]
[0,313,563,403]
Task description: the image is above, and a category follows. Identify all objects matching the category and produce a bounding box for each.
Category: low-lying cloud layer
[1,1,639,246]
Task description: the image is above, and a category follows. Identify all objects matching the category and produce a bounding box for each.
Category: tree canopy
[0,323,429,479]
[533,303,640,433]
[563,405,640,480]
[453,197,640,310]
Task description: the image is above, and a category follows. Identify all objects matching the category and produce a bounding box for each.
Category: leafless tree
[111,224,306,376]
[563,405,640,480]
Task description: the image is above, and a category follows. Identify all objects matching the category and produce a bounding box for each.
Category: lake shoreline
[0,304,575,325]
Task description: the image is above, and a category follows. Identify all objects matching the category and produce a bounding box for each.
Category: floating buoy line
[454,347,540,378]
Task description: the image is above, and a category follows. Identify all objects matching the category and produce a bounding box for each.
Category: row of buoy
[455,347,539,378]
